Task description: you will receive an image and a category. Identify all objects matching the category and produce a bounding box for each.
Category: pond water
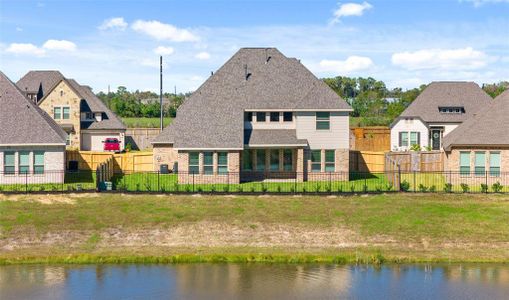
[1,263,509,299]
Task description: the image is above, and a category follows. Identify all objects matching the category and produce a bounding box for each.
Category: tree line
[96,79,507,126]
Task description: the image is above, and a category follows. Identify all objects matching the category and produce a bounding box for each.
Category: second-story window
[283,112,293,122]
[316,112,330,130]
[54,107,62,119]
[270,112,279,122]
[63,107,70,119]
[256,112,266,122]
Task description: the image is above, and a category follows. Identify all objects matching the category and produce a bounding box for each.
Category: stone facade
[444,147,509,185]
[0,146,65,184]
[38,81,81,149]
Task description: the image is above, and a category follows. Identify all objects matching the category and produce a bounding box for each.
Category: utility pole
[160,55,163,131]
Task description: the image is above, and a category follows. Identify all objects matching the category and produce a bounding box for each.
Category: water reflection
[1,263,509,299]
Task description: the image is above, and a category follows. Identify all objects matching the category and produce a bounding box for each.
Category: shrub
[480,184,488,193]
[125,142,132,152]
[363,184,368,193]
[223,185,229,193]
[337,186,343,193]
[326,184,332,193]
[261,183,268,193]
[173,183,179,192]
[460,183,469,193]
[350,185,355,193]
[400,180,410,192]
[237,186,243,192]
[314,183,320,193]
[410,144,421,152]
[429,185,436,192]
[418,184,428,193]
[290,186,295,193]
[492,182,503,193]
[277,185,282,193]
[185,185,191,192]
[443,183,453,193]
[302,187,307,193]
[210,185,216,193]
[144,180,151,192]
[385,183,393,191]
[196,187,203,193]
[250,186,255,193]
[375,185,382,192]
[135,183,141,192]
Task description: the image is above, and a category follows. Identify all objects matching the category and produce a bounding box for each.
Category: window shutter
[417,132,421,146]
[399,132,402,147]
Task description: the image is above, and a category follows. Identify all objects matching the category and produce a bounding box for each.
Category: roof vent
[244,64,251,81]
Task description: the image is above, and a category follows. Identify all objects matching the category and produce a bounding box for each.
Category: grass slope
[121,117,172,128]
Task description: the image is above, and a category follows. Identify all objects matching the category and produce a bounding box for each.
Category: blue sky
[1,0,508,93]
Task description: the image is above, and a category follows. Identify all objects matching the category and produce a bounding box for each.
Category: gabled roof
[443,89,509,150]
[153,48,352,148]
[65,79,126,130]
[0,72,67,145]
[16,70,64,96]
[398,82,492,124]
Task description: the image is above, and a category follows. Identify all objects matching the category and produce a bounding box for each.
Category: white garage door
[81,133,122,151]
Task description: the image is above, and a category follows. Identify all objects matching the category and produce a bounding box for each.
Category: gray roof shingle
[154,48,352,148]
[16,70,64,96]
[0,71,67,145]
[397,82,492,124]
[443,89,509,150]
[244,129,308,146]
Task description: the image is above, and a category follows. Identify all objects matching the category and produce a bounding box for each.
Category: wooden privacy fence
[384,151,444,190]
[67,150,153,173]
[350,151,386,173]
[351,127,390,152]
[96,157,115,183]
[125,128,161,150]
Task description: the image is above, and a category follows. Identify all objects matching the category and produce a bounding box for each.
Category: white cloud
[460,0,509,7]
[154,46,175,55]
[5,43,45,56]
[42,39,77,51]
[16,27,23,32]
[316,56,374,74]
[331,2,373,24]
[195,51,211,60]
[132,20,199,42]
[391,47,492,70]
[99,17,128,30]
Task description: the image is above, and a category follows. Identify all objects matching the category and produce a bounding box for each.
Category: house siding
[390,118,429,151]
[38,81,81,149]
[0,146,65,184]
[295,111,349,150]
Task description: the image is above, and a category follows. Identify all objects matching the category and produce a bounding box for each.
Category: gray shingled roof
[0,72,67,145]
[154,48,352,148]
[397,82,492,124]
[65,79,126,130]
[16,70,64,96]
[244,129,308,146]
[443,89,508,150]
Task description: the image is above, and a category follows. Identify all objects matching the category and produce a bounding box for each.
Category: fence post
[294,174,297,194]
[158,171,160,192]
[25,171,28,194]
[413,170,416,192]
[192,171,195,193]
[397,166,401,192]
[485,170,488,194]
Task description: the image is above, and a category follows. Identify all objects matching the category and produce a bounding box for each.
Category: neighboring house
[0,71,67,184]
[152,48,352,183]
[442,89,508,183]
[390,82,492,151]
[17,71,126,151]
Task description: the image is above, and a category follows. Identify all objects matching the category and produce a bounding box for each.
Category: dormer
[438,106,465,114]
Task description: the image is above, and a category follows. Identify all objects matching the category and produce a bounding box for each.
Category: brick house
[442,89,509,185]
[390,82,492,151]
[152,48,352,184]
[0,71,67,184]
[16,71,126,151]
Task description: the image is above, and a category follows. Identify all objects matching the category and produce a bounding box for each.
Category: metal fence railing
[1,170,509,194]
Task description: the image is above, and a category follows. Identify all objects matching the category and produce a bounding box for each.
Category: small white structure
[390,82,492,151]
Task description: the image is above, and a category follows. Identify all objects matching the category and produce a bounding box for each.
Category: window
[256,112,266,122]
[66,133,72,146]
[244,112,253,122]
[242,150,253,171]
[218,152,228,174]
[270,149,279,171]
[256,150,265,171]
[311,150,321,172]
[325,150,335,172]
[410,132,420,146]
[439,106,464,114]
[490,152,501,177]
[283,112,293,122]
[4,152,15,174]
[33,151,45,174]
[475,151,485,176]
[188,152,199,174]
[19,151,30,174]
[54,107,62,119]
[270,112,280,122]
[399,132,409,147]
[63,107,70,119]
[316,112,330,130]
[460,151,470,176]
[203,152,213,175]
[283,149,293,171]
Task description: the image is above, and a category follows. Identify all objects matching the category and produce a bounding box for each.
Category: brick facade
[177,150,241,184]
[306,149,350,181]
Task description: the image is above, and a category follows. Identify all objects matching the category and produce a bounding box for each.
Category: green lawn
[2,193,509,263]
[121,117,173,128]
[0,172,96,192]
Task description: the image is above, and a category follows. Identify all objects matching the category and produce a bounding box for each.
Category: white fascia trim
[176,148,244,151]
[245,109,353,112]
[0,143,66,146]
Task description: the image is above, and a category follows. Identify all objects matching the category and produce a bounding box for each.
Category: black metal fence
[2,169,509,194]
